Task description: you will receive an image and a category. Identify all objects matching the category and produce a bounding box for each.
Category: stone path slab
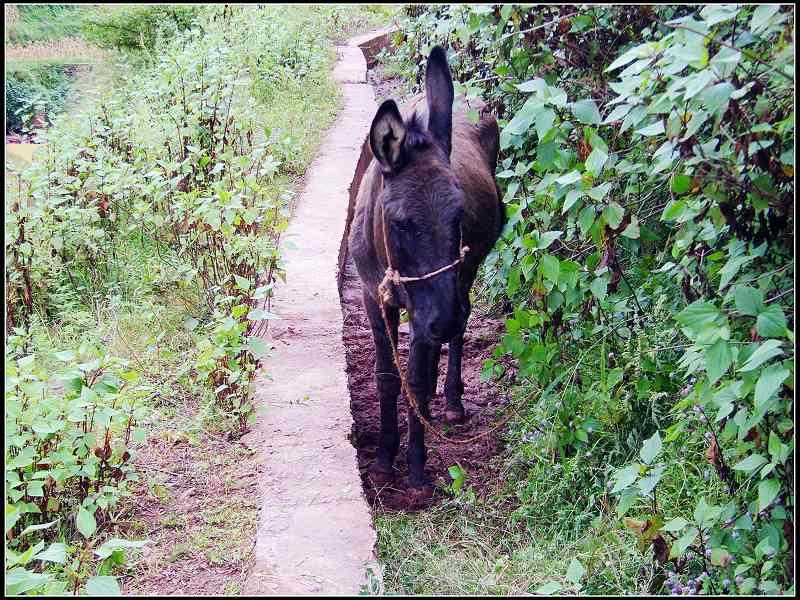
[243,33,382,596]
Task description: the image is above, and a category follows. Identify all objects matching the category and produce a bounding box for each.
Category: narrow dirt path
[242,33,384,595]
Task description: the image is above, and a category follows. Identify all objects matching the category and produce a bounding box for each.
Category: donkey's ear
[370,100,407,176]
[425,46,454,157]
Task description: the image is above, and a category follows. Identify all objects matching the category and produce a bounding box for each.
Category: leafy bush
[6,4,383,592]
[384,4,793,595]
[5,340,149,595]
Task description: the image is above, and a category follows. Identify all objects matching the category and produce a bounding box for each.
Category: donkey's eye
[393,218,414,233]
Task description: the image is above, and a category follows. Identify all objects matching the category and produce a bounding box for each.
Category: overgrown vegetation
[4,4,103,135]
[5,63,74,132]
[377,4,794,595]
[5,4,385,594]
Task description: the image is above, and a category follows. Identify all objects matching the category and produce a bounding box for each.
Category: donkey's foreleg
[364,292,400,485]
[443,333,466,423]
[427,343,442,397]
[444,296,471,424]
[406,334,433,494]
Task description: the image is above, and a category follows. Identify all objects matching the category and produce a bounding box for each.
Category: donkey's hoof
[368,466,395,488]
[406,484,434,509]
[444,406,466,425]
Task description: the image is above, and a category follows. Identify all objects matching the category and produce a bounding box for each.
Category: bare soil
[338,65,508,514]
[119,424,264,595]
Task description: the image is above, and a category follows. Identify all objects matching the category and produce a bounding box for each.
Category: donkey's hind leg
[363,291,400,487]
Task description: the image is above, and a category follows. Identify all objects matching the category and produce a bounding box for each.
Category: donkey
[348,46,504,502]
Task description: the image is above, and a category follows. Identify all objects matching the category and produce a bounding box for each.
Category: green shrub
[384,4,794,595]
[5,4,85,45]
[5,340,149,595]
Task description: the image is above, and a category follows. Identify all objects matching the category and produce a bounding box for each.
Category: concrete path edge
[242,31,386,595]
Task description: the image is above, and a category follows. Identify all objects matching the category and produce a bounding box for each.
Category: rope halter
[378,204,470,305]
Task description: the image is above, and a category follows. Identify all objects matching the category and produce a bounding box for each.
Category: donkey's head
[369,46,465,344]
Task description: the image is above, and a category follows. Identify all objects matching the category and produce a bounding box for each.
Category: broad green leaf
[607,367,624,388]
[603,103,632,123]
[662,517,689,533]
[76,506,97,538]
[706,338,732,385]
[676,301,719,329]
[504,96,546,135]
[718,254,754,290]
[617,487,638,517]
[562,189,584,213]
[85,576,121,596]
[572,99,601,124]
[756,305,787,338]
[621,217,640,239]
[247,336,271,359]
[602,201,624,229]
[590,277,608,302]
[683,69,715,100]
[34,543,68,564]
[556,170,582,185]
[754,364,789,410]
[758,478,780,512]
[694,497,721,529]
[578,206,595,237]
[635,120,665,136]
[670,527,699,559]
[566,558,585,585]
[700,81,734,115]
[94,538,149,560]
[639,465,666,495]
[247,308,279,321]
[585,147,607,176]
[640,432,662,465]
[750,4,781,33]
[734,286,764,316]
[611,463,640,493]
[671,174,692,194]
[516,78,547,93]
[733,453,768,473]
[661,199,687,221]
[740,340,783,372]
[542,254,560,283]
[538,231,563,250]
[586,182,611,200]
[535,108,556,140]
[535,582,562,595]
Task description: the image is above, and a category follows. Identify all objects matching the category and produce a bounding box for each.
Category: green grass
[5,4,88,44]
[373,449,660,595]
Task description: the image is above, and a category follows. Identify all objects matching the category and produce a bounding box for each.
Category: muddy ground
[339,65,508,513]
